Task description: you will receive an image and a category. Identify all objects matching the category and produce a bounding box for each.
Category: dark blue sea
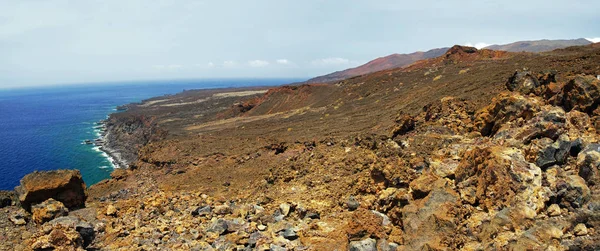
[0,79,301,190]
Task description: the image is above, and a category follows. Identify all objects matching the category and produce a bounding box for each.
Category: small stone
[208,219,229,235]
[270,244,287,251]
[281,228,298,240]
[305,212,320,219]
[547,204,561,217]
[214,204,231,215]
[106,205,117,216]
[192,205,212,216]
[9,209,27,226]
[257,224,267,231]
[574,223,588,236]
[349,238,377,251]
[347,196,360,211]
[371,210,391,226]
[95,222,106,232]
[279,203,291,216]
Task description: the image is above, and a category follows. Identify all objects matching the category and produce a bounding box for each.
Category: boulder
[390,112,415,138]
[555,175,591,209]
[576,144,600,185]
[16,170,87,211]
[506,71,540,94]
[455,146,543,211]
[493,105,566,144]
[402,181,459,250]
[474,93,541,136]
[556,75,600,113]
[535,134,571,169]
[31,198,68,224]
[28,225,83,251]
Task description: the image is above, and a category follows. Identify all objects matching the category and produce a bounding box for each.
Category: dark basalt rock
[507,71,540,94]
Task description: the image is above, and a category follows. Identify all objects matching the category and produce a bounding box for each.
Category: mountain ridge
[307,38,595,84]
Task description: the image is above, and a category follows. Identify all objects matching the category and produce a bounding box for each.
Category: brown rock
[402,181,460,250]
[391,112,415,138]
[474,93,541,136]
[573,223,588,236]
[409,173,439,200]
[28,225,83,251]
[32,198,68,224]
[16,170,87,211]
[455,146,542,211]
[346,209,387,241]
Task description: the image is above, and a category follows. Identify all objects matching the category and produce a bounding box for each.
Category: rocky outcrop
[16,170,87,211]
[554,75,600,113]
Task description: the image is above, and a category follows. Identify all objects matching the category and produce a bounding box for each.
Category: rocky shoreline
[85,119,129,169]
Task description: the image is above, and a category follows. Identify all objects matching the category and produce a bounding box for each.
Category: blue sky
[1,0,599,88]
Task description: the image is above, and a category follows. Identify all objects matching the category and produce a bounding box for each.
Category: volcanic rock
[9,209,28,226]
[16,170,87,211]
[349,238,377,251]
[31,198,68,224]
[456,146,543,211]
[506,71,540,94]
[475,93,541,136]
[556,75,600,113]
[577,143,600,185]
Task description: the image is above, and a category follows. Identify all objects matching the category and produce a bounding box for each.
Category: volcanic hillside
[2,43,600,250]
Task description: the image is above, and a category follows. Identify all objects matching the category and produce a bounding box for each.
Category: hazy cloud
[223,61,236,67]
[464,42,493,49]
[311,57,359,67]
[153,64,183,70]
[276,59,290,65]
[248,60,270,67]
[586,37,600,43]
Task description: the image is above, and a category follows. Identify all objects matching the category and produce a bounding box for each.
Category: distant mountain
[483,38,592,52]
[306,47,449,83]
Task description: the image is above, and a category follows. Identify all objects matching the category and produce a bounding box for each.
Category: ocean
[0,79,301,190]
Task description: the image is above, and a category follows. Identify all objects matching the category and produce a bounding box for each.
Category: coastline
[90,118,128,170]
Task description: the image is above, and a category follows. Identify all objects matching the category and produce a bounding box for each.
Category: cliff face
[2,44,600,250]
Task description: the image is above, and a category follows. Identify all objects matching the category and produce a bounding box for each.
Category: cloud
[152,64,183,70]
[276,59,290,65]
[223,60,236,67]
[311,57,359,66]
[248,60,269,67]
[207,62,215,67]
[464,42,492,49]
[586,37,600,43]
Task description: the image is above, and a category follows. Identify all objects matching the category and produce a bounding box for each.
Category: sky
[0,0,599,88]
